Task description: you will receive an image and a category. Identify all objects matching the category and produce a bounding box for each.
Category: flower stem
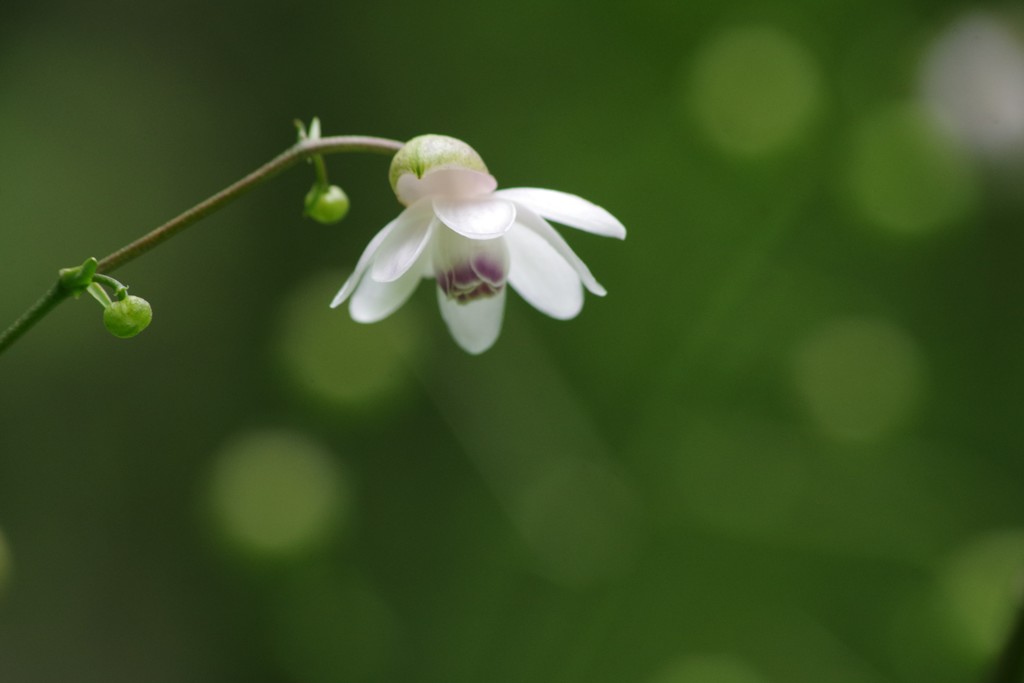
[96,135,402,273]
[91,274,128,300]
[311,154,331,190]
[0,135,404,356]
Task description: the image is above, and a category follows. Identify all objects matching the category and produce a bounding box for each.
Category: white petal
[433,197,516,240]
[350,249,428,323]
[396,169,497,205]
[330,223,395,308]
[512,205,607,296]
[494,188,626,239]
[437,287,506,354]
[506,225,583,320]
[370,201,435,282]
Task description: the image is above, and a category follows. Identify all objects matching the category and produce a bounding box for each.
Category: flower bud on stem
[102,295,153,339]
[84,273,152,338]
[0,126,403,356]
[297,117,351,224]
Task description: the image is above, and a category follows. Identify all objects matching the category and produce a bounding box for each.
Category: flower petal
[350,248,429,323]
[433,197,516,240]
[512,205,607,296]
[437,286,506,354]
[396,168,497,205]
[330,223,395,308]
[370,201,435,282]
[494,188,626,239]
[506,225,583,320]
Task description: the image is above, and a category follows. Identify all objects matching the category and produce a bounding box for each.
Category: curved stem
[91,273,128,299]
[0,134,404,356]
[97,135,402,273]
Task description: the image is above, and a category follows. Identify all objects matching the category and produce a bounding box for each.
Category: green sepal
[58,257,99,296]
[388,135,488,193]
[86,282,114,308]
[294,117,322,143]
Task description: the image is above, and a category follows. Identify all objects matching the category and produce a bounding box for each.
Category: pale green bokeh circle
[793,318,926,442]
[208,430,349,557]
[847,104,975,236]
[651,654,769,683]
[687,26,823,157]
[938,530,1024,660]
[0,527,11,596]
[276,270,419,411]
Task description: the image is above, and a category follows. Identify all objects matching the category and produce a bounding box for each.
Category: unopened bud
[103,295,152,338]
[305,185,350,224]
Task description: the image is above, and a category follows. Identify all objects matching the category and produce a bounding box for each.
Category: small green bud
[304,185,350,224]
[388,134,489,194]
[103,295,152,338]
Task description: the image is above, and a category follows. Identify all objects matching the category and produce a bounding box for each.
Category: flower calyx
[389,135,492,206]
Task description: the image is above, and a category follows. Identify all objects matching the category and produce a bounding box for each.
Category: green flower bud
[305,185,350,224]
[103,295,152,338]
[388,134,489,194]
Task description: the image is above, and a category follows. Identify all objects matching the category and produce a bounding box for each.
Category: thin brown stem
[97,135,402,273]
[0,134,403,355]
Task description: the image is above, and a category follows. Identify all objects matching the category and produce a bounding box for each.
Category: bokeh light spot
[847,103,975,236]
[793,318,925,441]
[276,270,419,412]
[920,12,1024,160]
[208,430,349,557]
[938,530,1024,660]
[686,26,822,157]
[651,654,769,683]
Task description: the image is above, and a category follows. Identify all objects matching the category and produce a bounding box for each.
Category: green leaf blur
[1,1,1022,682]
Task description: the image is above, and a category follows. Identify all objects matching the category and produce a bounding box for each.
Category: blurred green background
[1,0,1023,681]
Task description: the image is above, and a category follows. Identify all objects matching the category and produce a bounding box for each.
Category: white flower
[331,135,626,354]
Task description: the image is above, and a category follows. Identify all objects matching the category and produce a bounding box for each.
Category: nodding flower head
[388,134,490,205]
[332,134,626,354]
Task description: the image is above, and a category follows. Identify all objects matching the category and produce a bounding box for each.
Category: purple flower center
[437,255,506,304]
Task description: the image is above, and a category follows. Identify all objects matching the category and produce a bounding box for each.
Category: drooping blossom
[331,135,626,354]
